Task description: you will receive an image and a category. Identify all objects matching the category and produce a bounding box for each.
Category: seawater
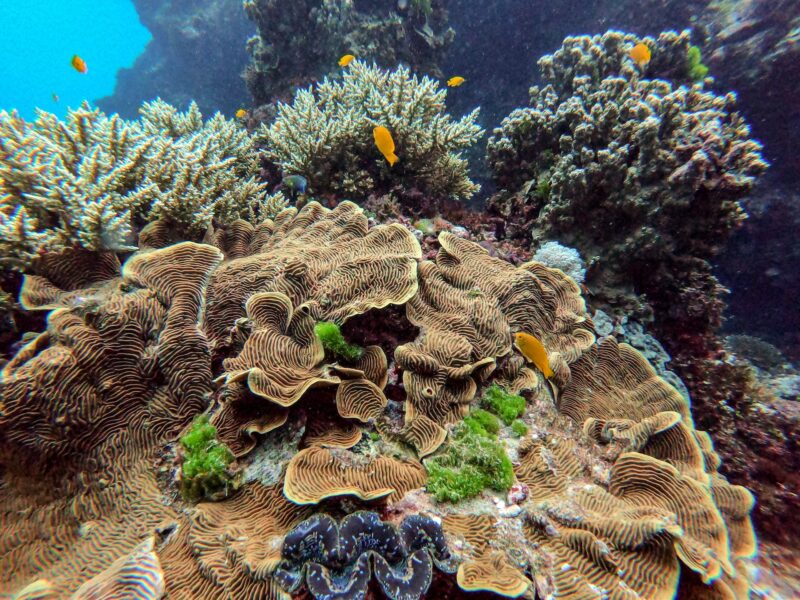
[0,0,149,119]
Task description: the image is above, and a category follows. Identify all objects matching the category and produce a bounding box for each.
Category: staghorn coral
[243,0,454,106]
[274,511,457,600]
[0,100,282,267]
[0,202,760,599]
[256,61,483,202]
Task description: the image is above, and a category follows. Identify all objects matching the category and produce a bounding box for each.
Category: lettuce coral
[256,61,484,201]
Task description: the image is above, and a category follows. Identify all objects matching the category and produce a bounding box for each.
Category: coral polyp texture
[0,100,282,265]
[243,0,454,105]
[256,61,484,202]
[0,200,758,599]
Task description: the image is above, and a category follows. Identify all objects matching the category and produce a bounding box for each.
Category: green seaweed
[511,420,529,437]
[535,177,551,201]
[481,384,526,425]
[463,409,500,437]
[425,415,514,503]
[179,415,237,502]
[314,321,364,363]
[687,45,709,82]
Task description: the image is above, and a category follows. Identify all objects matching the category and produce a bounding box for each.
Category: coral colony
[0,19,793,600]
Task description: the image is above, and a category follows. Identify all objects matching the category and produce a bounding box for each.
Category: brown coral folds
[283,446,427,505]
[396,232,593,439]
[220,292,340,407]
[203,201,421,352]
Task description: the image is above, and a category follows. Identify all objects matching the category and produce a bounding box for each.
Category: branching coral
[0,100,283,266]
[488,30,766,264]
[256,61,483,202]
[243,0,454,105]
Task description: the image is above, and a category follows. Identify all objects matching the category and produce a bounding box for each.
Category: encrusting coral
[256,61,484,203]
[0,200,759,599]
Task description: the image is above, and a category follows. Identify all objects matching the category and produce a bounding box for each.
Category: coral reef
[0,100,286,361]
[256,61,483,203]
[0,200,762,599]
[482,32,800,543]
[244,0,454,106]
[0,100,279,263]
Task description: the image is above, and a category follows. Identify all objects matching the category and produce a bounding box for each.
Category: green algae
[687,45,709,81]
[511,420,529,437]
[481,384,526,425]
[426,411,514,503]
[314,321,364,362]
[179,415,237,502]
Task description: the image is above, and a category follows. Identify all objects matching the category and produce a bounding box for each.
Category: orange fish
[339,54,355,67]
[629,43,651,68]
[71,55,88,74]
[373,126,398,166]
[514,332,554,379]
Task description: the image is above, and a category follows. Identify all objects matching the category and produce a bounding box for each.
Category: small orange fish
[339,54,355,67]
[447,76,465,87]
[629,43,651,68]
[71,54,88,74]
[373,126,398,166]
[514,332,554,379]
[235,108,247,119]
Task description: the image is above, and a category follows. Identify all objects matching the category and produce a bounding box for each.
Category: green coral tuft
[425,416,514,503]
[482,383,526,425]
[314,321,364,363]
[687,44,709,82]
[179,415,238,502]
[511,420,529,437]
[463,408,500,437]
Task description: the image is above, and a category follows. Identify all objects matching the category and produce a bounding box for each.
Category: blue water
[0,1,150,120]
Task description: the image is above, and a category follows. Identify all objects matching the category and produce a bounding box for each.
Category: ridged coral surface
[0,201,758,600]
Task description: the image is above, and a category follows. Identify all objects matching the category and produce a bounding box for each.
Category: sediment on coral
[0,200,761,599]
[243,0,455,106]
[256,61,484,203]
